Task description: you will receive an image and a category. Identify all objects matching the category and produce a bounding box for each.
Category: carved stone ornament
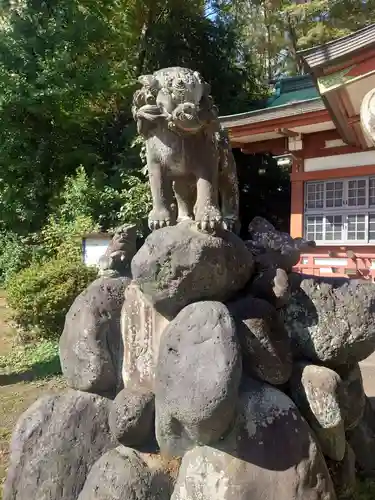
[98,223,137,277]
[132,67,239,232]
[360,87,375,146]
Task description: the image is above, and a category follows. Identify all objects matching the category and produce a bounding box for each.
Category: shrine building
[220,24,375,280]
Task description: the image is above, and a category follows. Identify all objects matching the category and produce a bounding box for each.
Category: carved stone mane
[132,67,239,232]
[132,67,217,138]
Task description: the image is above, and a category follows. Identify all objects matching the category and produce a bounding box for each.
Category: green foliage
[117,174,152,235]
[6,257,97,340]
[0,232,39,284]
[0,0,264,235]
[54,165,152,235]
[138,4,266,114]
[0,339,61,378]
[283,0,375,49]
[357,479,375,499]
[225,0,375,78]
[0,207,98,287]
[0,0,139,234]
[39,214,98,261]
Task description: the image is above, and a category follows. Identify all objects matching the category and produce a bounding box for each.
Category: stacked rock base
[4,218,375,500]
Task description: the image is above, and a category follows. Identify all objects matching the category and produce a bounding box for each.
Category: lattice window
[306,182,324,210]
[348,179,367,207]
[369,213,375,241]
[325,215,343,241]
[347,214,366,241]
[305,215,323,241]
[369,178,375,206]
[304,176,375,244]
[325,181,343,208]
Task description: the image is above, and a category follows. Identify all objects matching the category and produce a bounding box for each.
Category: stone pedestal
[121,282,169,390]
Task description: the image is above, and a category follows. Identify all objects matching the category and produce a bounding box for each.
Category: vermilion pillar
[290,180,304,238]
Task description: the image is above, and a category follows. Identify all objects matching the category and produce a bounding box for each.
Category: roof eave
[298,23,375,74]
[220,98,325,129]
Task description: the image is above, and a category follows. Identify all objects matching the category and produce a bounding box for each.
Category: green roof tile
[267,86,320,107]
[265,74,319,109]
[219,74,324,124]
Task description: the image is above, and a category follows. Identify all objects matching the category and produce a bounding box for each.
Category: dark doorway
[234,149,291,239]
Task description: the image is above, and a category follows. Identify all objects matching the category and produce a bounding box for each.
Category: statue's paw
[148,209,172,231]
[195,206,222,232]
[223,216,238,232]
[177,215,194,223]
[223,220,234,232]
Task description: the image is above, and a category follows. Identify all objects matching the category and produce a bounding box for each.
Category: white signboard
[82,237,111,267]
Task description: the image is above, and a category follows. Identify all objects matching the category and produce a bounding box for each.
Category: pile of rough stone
[4,217,375,500]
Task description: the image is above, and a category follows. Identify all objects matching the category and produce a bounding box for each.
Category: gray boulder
[246,216,315,272]
[4,390,116,500]
[171,378,336,500]
[248,267,290,308]
[78,447,168,500]
[109,387,155,447]
[288,363,346,461]
[155,301,242,457]
[284,277,375,367]
[60,276,129,396]
[139,452,181,499]
[245,243,299,273]
[228,296,292,385]
[288,271,303,292]
[347,396,375,477]
[336,363,366,430]
[131,220,254,318]
[326,443,356,500]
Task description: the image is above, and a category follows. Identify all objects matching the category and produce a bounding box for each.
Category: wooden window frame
[304,175,375,245]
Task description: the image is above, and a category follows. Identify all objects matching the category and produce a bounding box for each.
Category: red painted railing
[293,248,375,281]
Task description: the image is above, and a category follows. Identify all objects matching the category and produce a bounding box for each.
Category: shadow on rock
[283,275,375,368]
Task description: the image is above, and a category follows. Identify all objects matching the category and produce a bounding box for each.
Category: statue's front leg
[148,161,173,230]
[194,172,222,231]
[173,176,196,222]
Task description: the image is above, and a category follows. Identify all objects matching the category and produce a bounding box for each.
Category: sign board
[82,234,112,267]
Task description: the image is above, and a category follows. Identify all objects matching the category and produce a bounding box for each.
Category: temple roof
[220,75,323,128]
[267,75,319,107]
[299,24,375,74]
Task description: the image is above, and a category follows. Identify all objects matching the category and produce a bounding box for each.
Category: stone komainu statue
[132,67,239,232]
[98,224,137,278]
[361,87,375,146]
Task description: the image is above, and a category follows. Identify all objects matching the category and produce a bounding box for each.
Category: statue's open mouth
[174,117,203,133]
[137,104,164,120]
[136,103,203,133]
[137,104,162,117]
[172,105,203,132]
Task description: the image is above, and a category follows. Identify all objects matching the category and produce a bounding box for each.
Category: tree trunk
[286,14,303,74]
[135,5,156,77]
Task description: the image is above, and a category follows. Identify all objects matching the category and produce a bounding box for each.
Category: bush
[6,257,97,340]
[39,214,99,262]
[54,165,152,236]
[0,214,98,286]
[0,232,41,285]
